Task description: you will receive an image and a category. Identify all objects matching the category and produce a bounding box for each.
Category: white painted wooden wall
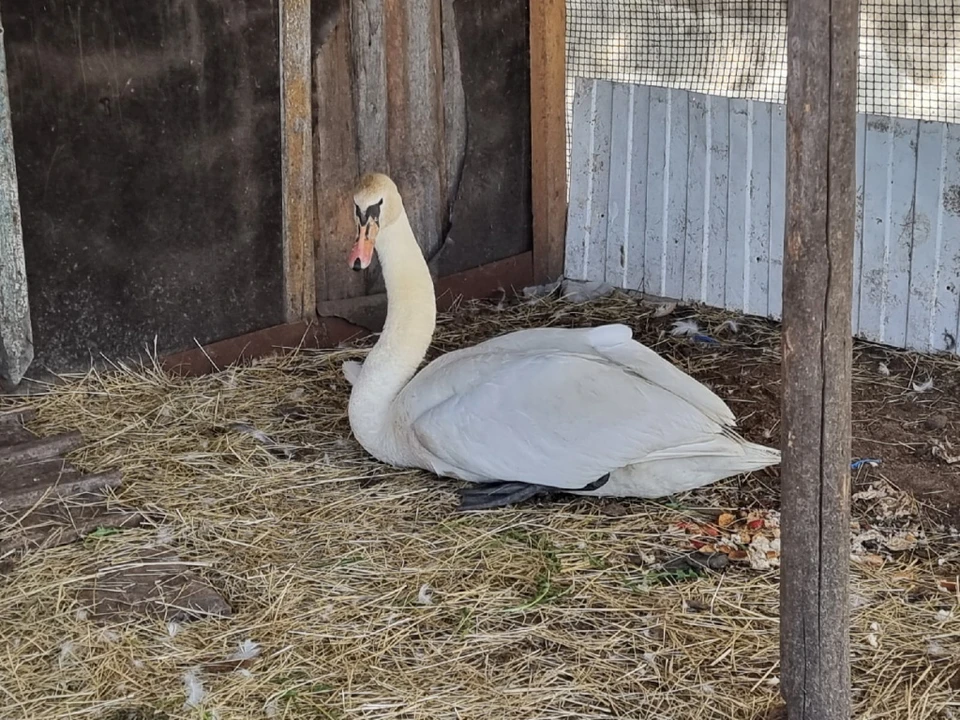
[565,78,960,355]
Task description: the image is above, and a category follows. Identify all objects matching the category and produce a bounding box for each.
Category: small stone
[925,414,948,431]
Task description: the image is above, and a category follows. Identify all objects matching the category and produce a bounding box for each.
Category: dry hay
[1,290,958,720]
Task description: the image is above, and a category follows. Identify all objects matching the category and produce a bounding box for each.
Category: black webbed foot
[457,482,554,511]
[456,473,612,511]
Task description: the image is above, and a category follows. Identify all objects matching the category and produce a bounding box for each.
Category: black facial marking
[355,198,384,225]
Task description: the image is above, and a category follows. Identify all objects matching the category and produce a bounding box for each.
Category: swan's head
[349,172,403,271]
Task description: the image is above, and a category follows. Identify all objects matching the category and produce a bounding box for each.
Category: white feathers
[182,668,206,708]
[416,584,435,606]
[670,319,701,337]
[912,377,934,393]
[227,639,262,662]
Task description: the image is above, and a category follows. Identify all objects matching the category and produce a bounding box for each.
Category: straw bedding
[1,290,958,720]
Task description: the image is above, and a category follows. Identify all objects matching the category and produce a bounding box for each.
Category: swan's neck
[348,211,437,456]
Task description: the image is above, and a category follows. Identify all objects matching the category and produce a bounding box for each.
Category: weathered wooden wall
[312,0,533,328]
[2,0,285,373]
[566,77,960,356]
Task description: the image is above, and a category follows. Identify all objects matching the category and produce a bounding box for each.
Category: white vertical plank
[583,81,614,283]
[748,101,772,317]
[624,85,650,291]
[644,87,670,295]
[936,123,960,354]
[605,84,633,285]
[852,113,867,335]
[705,95,730,308]
[726,99,750,312]
[906,121,947,352]
[565,79,600,281]
[883,118,921,348]
[860,117,895,344]
[663,89,688,300]
[683,92,709,303]
[767,102,786,320]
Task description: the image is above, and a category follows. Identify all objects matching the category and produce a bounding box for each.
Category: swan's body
[345,173,781,509]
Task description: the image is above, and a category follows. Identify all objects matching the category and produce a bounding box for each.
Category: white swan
[345,173,781,510]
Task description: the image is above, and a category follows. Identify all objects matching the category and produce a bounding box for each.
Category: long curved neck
[348,209,437,455]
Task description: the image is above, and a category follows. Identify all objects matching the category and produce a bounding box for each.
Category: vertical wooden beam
[315,0,364,304]
[0,18,34,386]
[780,0,859,716]
[529,0,567,284]
[280,0,317,321]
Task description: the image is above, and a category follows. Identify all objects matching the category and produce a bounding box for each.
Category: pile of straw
[0,291,957,720]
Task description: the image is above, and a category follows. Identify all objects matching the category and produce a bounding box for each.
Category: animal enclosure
[0,1,958,719]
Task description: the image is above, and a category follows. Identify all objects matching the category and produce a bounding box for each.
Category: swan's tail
[604,434,781,498]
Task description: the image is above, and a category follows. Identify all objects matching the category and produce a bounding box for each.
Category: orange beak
[348,221,378,271]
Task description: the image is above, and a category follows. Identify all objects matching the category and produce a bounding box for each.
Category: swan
[345,173,781,510]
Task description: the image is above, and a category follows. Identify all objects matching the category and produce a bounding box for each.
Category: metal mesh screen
[566,0,960,128]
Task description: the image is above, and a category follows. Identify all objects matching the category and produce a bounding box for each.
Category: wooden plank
[605,84,633,286]
[0,410,35,446]
[349,0,388,173]
[0,496,142,554]
[0,469,123,514]
[684,92,709,303]
[663,89,688,301]
[726,98,751,312]
[906,121,948,351]
[748,101,773,317]
[161,316,369,376]
[851,113,867,335]
[280,0,317,322]
[623,85,649,292]
[385,0,446,268]
[584,81,612,283]
[530,0,567,283]
[883,118,921,349]
[705,95,731,309]
[859,116,918,345]
[77,550,232,623]
[767,102,787,320]
[644,86,670,296]
[314,0,364,304]
[780,0,858,714]
[0,432,83,465]
[439,0,467,220]
[937,124,960,354]
[0,17,33,387]
[565,78,596,281]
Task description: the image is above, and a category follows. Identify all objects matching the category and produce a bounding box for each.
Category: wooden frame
[529,0,567,285]
[780,0,859,715]
[279,0,317,322]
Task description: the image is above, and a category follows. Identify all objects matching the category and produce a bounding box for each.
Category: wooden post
[280,0,317,321]
[529,0,567,284]
[0,19,34,386]
[781,0,859,716]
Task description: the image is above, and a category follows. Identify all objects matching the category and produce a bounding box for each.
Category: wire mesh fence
[566,0,960,157]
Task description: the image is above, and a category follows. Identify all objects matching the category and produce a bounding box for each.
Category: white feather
[670,319,700,337]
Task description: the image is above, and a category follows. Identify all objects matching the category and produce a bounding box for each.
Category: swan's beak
[349,221,378,271]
